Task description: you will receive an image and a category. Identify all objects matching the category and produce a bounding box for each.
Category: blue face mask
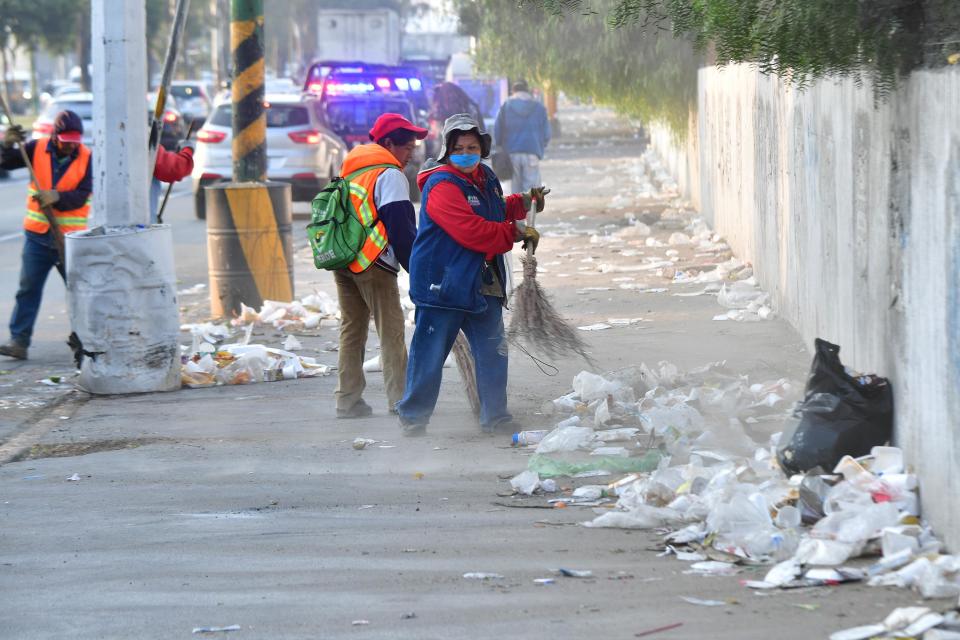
[449,153,481,172]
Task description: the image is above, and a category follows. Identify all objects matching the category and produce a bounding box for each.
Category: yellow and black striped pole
[205,0,294,318]
[230,0,265,182]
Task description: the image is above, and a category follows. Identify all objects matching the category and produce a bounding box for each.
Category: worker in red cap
[0,110,92,360]
[334,112,427,418]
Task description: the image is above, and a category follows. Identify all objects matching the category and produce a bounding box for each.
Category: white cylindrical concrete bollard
[66,225,180,394]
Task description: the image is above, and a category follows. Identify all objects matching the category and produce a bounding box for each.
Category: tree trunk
[77,8,92,91]
[1,47,11,113]
[29,47,39,114]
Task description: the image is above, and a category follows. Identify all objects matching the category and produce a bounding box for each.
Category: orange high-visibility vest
[23,137,92,235]
[338,143,401,273]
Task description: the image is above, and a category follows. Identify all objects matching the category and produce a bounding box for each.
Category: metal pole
[91,0,149,226]
[148,0,192,181]
[231,0,265,182]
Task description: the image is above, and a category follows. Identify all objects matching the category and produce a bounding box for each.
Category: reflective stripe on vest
[23,137,91,235]
[346,166,391,274]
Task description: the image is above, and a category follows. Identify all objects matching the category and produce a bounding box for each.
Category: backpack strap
[342,163,401,229]
[344,163,398,182]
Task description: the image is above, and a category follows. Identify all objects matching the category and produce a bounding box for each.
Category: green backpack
[307,163,395,270]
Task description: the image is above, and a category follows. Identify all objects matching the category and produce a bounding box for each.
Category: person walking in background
[0,111,91,360]
[334,113,425,418]
[395,114,544,436]
[493,80,551,192]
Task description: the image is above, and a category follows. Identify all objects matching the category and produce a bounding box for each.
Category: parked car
[170,80,212,126]
[32,93,186,151]
[265,78,300,96]
[310,93,425,197]
[190,93,348,219]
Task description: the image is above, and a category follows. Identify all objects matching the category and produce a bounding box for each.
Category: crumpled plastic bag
[510,470,540,496]
[583,505,683,529]
[535,426,595,454]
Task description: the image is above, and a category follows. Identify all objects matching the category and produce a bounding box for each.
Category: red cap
[368,113,428,142]
[56,130,83,143]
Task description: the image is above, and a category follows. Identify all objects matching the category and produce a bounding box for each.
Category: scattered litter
[353,438,377,450]
[680,596,727,607]
[192,625,241,634]
[577,323,612,331]
[830,606,954,640]
[282,335,302,351]
[558,568,593,578]
[533,578,556,585]
[463,572,504,580]
[634,622,683,637]
[401,612,417,620]
[351,620,370,626]
[66,473,81,482]
[510,470,541,496]
[686,561,740,577]
[177,283,207,296]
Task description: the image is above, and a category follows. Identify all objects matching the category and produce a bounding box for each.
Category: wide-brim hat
[436,113,491,161]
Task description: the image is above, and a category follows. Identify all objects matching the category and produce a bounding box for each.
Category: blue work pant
[510,153,542,193]
[396,297,511,429]
[9,233,64,347]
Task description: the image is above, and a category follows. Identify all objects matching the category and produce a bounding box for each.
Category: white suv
[191,93,347,219]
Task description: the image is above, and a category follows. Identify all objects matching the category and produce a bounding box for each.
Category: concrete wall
[650,65,960,549]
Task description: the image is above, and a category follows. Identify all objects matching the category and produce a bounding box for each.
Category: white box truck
[316,9,401,65]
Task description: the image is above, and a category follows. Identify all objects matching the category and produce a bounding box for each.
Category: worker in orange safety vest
[0,111,91,360]
[333,113,426,418]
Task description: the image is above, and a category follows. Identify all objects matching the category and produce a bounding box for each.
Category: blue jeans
[10,233,65,347]
[510,153,542,193]
[396,297,511,429]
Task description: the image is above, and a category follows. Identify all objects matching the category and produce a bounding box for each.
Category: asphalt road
[0,108,939,639]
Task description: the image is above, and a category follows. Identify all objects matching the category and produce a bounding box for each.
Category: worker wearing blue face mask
[396,113,546,436]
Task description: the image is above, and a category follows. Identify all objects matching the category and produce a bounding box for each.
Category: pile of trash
[831,606,960,640]
[180,344,331,387]
[178,292,340,388]
[232,292,339,331]
[507,351,960,606]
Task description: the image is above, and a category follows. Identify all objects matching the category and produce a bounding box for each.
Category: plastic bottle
[512,430,550,447]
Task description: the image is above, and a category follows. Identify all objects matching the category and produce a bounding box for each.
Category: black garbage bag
[777,339,894,476]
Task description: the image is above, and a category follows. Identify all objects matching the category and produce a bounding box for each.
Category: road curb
[0,389,89,465]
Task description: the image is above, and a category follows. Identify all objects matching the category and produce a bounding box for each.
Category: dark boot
[336,399,373,419]
[0,341,27,360]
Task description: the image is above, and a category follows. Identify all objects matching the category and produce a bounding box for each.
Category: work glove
[519,226,540,254]
[521,186,548,213]
[34,189,59,208]
[177,139,195,153]
[3,124,25,148]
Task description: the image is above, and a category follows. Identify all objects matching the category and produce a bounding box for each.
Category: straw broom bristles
[508,254,592,363]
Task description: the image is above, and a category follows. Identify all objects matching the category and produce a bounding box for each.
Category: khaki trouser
[334,266,408,412]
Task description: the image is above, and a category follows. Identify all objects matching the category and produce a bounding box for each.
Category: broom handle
[0,94,67,265]
[525,192,538,259]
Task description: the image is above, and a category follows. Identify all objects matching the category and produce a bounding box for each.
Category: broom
[452,332,481,418]
[508,189,592,363]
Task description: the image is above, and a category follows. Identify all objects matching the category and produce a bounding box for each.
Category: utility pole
[67,0,180,394]
[205,0,293,318]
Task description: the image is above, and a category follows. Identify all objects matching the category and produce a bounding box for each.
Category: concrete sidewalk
[0,108,926,639]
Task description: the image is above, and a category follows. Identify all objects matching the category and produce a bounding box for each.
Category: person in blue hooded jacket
[395,114,546,436]
[493,80,551,192]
